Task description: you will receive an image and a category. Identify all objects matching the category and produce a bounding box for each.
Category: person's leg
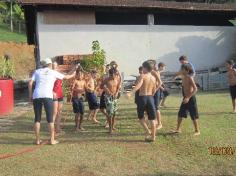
[232,98,236,112]
[150,120,156,141]
[156,110,162,130]
[100,108,109,127]
[92,109,100,123]
[33,99,43,145]
[79,114,85,130]
[192,119,200,136]
[44,98,58,145]
[112,116,116,131]
[55,102,63,133]
[139,118,151,136]
[53,100,58,123]
[176,117,183,133]
[75,113,80,131]
[160,97,167,107]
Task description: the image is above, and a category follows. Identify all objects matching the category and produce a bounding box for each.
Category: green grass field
[0,91,236,176]
[0,22,26,43]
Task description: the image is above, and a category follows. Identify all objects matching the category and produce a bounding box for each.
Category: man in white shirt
[28,58,75,145]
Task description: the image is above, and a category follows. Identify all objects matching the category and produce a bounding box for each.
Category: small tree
[81,40,106,75]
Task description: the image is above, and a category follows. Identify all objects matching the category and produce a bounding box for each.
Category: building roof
[18,0,236,12]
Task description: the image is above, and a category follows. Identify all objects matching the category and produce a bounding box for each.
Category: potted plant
[0,55,15,116]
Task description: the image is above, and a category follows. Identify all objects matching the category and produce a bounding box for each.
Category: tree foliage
[80,40,106,75]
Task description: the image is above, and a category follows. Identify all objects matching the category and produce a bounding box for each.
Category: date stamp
[208,146,235,156]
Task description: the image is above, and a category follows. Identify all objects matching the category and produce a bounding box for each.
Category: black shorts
[33,98,53,123]
[134,90,140,104]
[154,90,161,110]
[178,96,199,120]
[230,85,236,100]
[100,91,106,109]
[72,97,84,115]
[86,92,99,110]
[53,97,64,102]
[163,90,170,98]
[137,96,156,120]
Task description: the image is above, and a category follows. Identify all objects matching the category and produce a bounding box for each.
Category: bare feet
[145,135,155,142]
[193,131,200,136]
[112,127,117,131]
[50,140,59,145]
[36,140,42,145]
[79,127,86,131]
[157,124,163,130]
[92,119,100,124]
[105,124,109,128]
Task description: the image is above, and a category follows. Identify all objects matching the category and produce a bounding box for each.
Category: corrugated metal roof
[18,0,236,12]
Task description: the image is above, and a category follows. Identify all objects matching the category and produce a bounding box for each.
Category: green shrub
[0,55,15,79]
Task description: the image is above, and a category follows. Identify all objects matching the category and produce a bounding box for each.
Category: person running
[102,68,120,133]
[86,70,100,123]
[100,64,111,128]
[127,61,157,142]
[225,60,236,113]
[52,61,64,135]
[147,60,162,130]
[28,58,76,145]
[172,64,200,136]
[71,70,86,132]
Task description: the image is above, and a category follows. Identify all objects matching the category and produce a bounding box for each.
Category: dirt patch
[0,42,35,80]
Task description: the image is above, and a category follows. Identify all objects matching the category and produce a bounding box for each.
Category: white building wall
[37,12,236,75]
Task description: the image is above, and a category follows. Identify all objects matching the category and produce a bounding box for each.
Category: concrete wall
[37,12,236,75]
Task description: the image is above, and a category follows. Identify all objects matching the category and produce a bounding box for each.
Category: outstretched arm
[28,79,34,102]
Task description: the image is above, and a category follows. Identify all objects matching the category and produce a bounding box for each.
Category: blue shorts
[72,97,84,115]
[137,96,156,120]
[100,91,106,109]
[33,98,53,123]
[86,92,99,110]
[154,90,161,110]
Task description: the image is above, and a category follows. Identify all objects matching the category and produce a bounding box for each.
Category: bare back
[227,69,236,86]
[139,73,156,96]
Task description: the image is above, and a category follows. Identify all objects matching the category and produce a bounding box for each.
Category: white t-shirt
[31,68,65,99]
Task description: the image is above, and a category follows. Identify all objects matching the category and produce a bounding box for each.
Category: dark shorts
[72,97,84,115]
[154,90,161,110]
[163,90,170,98]
[53,97,64,102]
[230,85,236,100]
[137,96,156,120]
[86,92,99,110]
[134,90,140,104]
[33,98,53,123]
[178,96,199,120]
[100,91,106,109]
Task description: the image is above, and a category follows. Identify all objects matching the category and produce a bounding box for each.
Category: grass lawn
[0,23,26,43]
[0,91,236,176]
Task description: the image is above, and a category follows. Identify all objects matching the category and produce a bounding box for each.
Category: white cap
[41,57,52,66]
[44,57,52,64]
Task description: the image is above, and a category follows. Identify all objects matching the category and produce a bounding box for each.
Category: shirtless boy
[127,61,157,142]
[100,64,110,128]
[173,64,200,136]
[147,60,162,130]
[86,70,100,123]
[71,70,86,131]
[226,60,236,112]
[102,68,120,133]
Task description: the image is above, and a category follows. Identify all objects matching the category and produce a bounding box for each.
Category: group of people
[29,54,236,145]
[128,55,200,142]
[28,58,121,145]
